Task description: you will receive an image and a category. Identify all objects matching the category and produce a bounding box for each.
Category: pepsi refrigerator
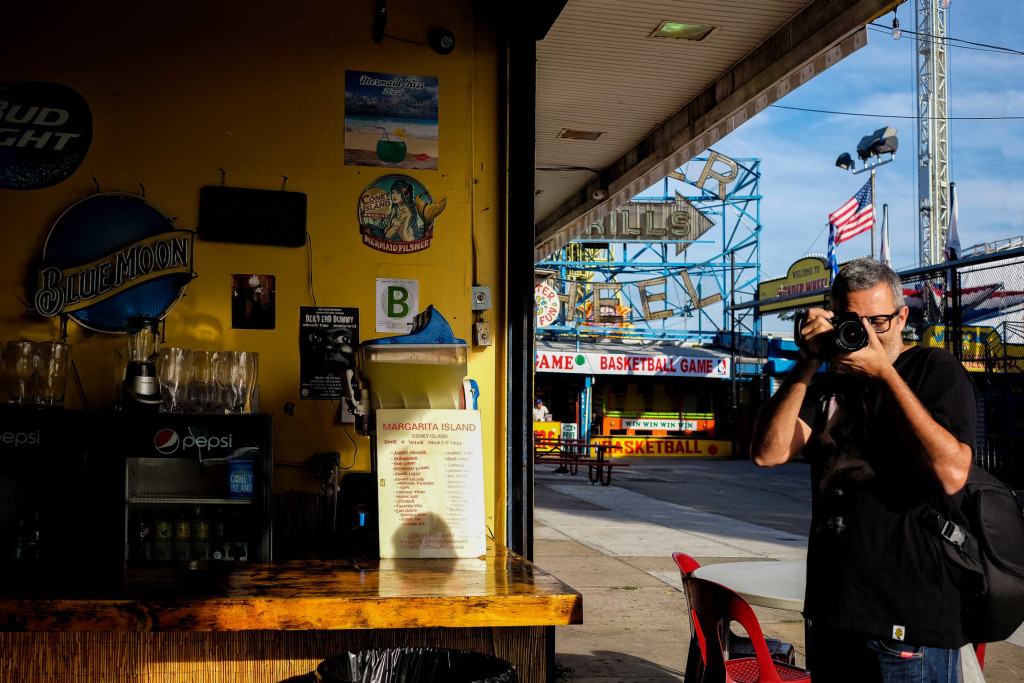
[120,413,272,566]
[0,406,124,596]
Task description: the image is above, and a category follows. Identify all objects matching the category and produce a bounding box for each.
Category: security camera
[428,27,456,55]
[591,189,608,201]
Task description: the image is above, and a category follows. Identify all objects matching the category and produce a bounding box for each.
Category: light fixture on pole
[835,126,899,258]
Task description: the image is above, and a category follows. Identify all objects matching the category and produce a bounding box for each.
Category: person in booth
[533,398,553,422]
[750,258,976,682]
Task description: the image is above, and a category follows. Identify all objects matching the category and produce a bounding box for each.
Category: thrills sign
[34,193,194,332]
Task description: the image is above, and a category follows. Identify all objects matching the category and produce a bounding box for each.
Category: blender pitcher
[123,316,161,411]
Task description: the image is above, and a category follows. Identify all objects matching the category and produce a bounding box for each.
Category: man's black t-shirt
[797,345,977,648]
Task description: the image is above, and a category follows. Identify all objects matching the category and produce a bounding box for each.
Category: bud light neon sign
[0,81,92,190]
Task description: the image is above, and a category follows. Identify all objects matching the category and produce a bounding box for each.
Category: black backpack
[922,465,1024,643]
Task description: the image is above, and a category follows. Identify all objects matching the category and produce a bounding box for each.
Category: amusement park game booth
[534,338,735,457]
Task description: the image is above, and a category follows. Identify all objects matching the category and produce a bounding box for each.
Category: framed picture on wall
[231,274,276,330]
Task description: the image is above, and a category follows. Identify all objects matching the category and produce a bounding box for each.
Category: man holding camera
[751,258,976,682]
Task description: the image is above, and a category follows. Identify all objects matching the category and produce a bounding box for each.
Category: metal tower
[534,154,762,344]
[916,0,950,266]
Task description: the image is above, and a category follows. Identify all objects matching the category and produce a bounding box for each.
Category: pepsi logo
[154,428,180,454]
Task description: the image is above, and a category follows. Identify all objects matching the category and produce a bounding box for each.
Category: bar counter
[0,542,581,682]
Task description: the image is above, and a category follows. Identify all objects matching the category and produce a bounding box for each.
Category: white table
[692,560,806,612]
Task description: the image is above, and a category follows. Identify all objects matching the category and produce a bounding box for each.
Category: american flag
[829,181,875,245]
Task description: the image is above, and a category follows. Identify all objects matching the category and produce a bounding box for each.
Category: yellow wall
[0,1,507,540]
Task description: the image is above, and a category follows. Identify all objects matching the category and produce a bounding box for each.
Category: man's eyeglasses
[863,308,904,333]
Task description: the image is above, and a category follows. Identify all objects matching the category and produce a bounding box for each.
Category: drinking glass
[217,351,259,413]
[189,350,220,413]
[158,347,193,413]
[34,340,72,406]
[6,339,39,404]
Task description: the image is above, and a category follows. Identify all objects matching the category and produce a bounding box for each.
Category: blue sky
[673,0,1023,280]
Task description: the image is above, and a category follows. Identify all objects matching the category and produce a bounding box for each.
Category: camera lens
[833,319,868,352]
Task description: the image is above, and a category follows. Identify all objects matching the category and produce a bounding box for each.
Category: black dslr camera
[794,311,868,357]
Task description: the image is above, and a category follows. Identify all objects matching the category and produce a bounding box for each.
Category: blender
[123,316,161,411]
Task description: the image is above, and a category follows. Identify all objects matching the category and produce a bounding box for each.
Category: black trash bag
[316,648,518,683]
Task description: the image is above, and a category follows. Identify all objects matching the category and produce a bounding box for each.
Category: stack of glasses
[4,339,73,407]
[115,348,259,413]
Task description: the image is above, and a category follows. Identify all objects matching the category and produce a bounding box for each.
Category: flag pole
[869,166,877,259]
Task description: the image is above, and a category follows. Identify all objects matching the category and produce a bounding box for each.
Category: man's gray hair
[832,258,904,309]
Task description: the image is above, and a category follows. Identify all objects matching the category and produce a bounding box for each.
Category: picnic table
[534,436,627,485]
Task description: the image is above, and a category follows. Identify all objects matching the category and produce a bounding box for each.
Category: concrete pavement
[532,457,1024,682]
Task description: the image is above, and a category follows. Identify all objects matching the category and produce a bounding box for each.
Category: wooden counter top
[0,542,582,632]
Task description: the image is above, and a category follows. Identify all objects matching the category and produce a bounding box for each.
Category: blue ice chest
[229,459,254,499]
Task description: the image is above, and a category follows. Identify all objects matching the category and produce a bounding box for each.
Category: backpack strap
[921,508,968,549]
[918,505,984,576]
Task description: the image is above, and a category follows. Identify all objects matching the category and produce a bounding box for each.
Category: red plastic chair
[685,575,811,683]
[673,553,706,682]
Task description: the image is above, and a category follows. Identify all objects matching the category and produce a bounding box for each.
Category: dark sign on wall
[0,81,92,190]
[199,186,307,247]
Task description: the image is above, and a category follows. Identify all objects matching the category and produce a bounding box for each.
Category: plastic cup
[6,339,39,404]
[189,351,221,413]
[158,347,193,412]
[34,340,72,406]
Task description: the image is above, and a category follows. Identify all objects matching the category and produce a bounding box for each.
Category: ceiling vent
[557,128,604,141]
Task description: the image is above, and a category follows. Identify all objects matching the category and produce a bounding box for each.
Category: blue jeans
[810,625,960,682]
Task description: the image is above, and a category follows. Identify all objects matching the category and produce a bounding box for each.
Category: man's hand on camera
[797,308,834,362]
[830,318,892,379]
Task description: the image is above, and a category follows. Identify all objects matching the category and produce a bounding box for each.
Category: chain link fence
[898,249,1024,486]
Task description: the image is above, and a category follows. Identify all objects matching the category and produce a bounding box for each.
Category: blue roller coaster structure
[535,152,763,345]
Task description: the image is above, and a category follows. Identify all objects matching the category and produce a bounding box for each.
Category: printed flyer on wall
[298,306,359,407]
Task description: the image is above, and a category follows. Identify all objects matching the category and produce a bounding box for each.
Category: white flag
[879,204,891,267]
[945,182,961,261]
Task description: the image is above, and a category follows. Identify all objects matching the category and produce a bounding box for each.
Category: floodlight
[857,126,899,160]
[835,153,855,171]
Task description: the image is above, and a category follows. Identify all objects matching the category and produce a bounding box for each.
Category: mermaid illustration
[383,179,422,242]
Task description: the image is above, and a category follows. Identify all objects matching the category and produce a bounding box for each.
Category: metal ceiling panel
[536,0,812,221]
[534,0,899,261]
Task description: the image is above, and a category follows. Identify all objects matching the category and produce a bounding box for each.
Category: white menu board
[376,409,486,558]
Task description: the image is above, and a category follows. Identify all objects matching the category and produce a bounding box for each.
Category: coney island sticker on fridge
[344,71,438,170]
[358,174,447,254]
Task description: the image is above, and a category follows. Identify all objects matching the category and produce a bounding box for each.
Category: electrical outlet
[312,451,341,479]
[474,321,492,346]
[471,286,492,311]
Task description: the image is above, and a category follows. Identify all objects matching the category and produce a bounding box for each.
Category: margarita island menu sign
[34,193,194,333]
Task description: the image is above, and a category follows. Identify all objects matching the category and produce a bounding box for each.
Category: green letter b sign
[387,286,410,318]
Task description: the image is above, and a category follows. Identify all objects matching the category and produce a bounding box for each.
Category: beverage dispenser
[354,305,470,429]
[342,306,476,557]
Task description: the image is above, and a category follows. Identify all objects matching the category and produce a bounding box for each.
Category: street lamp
[835,126,899,258]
